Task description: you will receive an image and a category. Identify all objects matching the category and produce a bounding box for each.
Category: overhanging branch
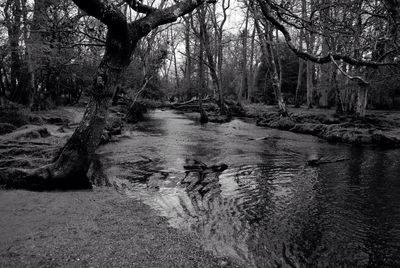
[256,0,398,68]
[330,54,370,86]
[71,0,127,31]
[125,0,158,14]
[131,0,209,39]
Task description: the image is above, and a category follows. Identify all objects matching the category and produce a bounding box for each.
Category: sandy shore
[0,188,223,267]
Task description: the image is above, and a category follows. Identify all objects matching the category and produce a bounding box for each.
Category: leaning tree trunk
[266,25,288,116]
[4,31,133,190]
[201,15,224,114]
[2,0,212,190]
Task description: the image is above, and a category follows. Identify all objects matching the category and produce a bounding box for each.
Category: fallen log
[171,97,211,107]
[181,159,228,183]
[307,157,350,166]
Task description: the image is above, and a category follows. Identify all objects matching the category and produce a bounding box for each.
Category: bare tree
[294,28,304,108]
[210,0,230,113]
[5,0,213,189]
[197,4,209,123]
[255,0,399,117]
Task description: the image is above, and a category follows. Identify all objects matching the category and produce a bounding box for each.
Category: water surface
[100,110,400,267]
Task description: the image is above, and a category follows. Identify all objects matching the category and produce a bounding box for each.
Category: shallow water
[100,110,400,267]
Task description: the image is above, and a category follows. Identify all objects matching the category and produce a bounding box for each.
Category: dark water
[100,110,400,267]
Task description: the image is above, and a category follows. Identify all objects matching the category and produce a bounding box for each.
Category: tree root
[0,140,93,191]
[0,162,92,191]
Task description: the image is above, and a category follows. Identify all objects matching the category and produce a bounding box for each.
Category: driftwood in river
[183,159,228,173]
[307,156,350,166]
[181,159,228,188]
[170,98,246,123]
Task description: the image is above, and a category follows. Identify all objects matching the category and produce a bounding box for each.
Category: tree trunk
[28,0,53,109]
[3,0,212,189]
[22,0,40,109]
[6,0,24,104]
[0,66,6,107]
[294,28,304,108]
[254,59,267,101]
[238,8,249,102]
[5,29,133,189]
[318,0,331,108]
[198,6,209,123]
[302,0,314,108]
[268,44,287,116]
[254,15,275,105]
[172,41,180,90]
[210,0,229,114]
[306,60,314,108]
[266,22,287,116]
[216,31,226,114]
[184,16,193,99]
[332,68,343,114]
[199,8,221,111]
[248,27,256,102]
[356,86,368,117]
[385,0,400,43]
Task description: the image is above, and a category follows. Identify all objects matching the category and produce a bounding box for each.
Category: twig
[330,54,370,86]
[124,76,153,120]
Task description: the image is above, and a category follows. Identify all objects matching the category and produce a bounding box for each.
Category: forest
[1,0,399,112]
[1,0,400,267]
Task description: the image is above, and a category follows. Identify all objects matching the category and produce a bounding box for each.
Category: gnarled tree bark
[3,0,211,190]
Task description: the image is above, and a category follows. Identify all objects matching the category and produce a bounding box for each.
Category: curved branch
[256,0,398,68]
[72,0,127,31]
[125,0,158,14]
[330,54,370,86]
[131,0,208,39]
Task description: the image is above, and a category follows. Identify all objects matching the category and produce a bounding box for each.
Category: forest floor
[0,106,229,268]
[244,103,400,147]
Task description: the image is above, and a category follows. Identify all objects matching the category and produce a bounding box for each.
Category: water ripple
[100,110,400,267]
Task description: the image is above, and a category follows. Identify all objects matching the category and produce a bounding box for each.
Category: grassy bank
[244,104,400,147]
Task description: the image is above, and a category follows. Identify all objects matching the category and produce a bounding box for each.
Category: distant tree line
[163,0,400,117]
[1,0,399,117]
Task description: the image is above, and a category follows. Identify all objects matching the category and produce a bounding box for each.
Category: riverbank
[244,104,400,147]
[0,106,232,267]
[2,106,400,266]
[0,189,223,267]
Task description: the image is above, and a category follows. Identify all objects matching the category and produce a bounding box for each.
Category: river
[99,109,400,267]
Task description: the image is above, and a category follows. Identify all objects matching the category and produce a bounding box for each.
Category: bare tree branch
[255,0,399,68]
[72,0,127,31]
[134,0,207,36]
[330,54,370,86]
[125,0,158,14]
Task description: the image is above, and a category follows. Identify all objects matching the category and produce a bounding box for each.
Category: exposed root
[0,161,92,191]
[0,137,92,190]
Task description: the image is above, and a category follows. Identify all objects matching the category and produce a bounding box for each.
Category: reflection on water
[100,110,400,267]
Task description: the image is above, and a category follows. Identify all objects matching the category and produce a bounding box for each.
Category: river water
[100,110,400,267]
